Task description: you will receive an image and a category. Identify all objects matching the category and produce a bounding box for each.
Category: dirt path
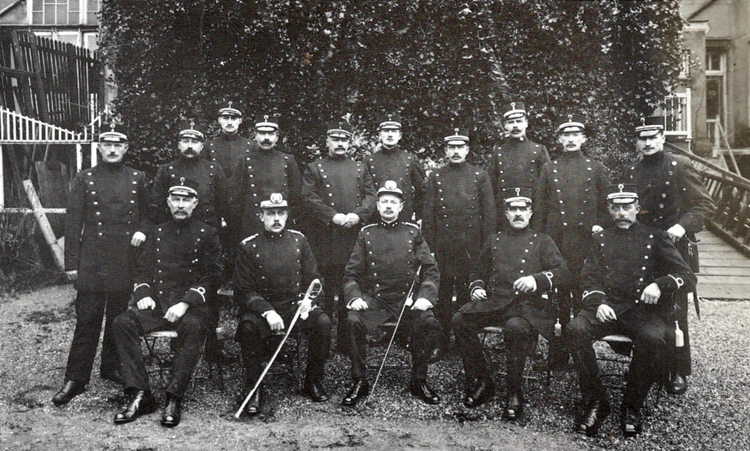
[0,285,590,451]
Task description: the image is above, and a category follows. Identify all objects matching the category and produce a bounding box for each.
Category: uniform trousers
[452,311,538,393]
[344,309,439,381]
[319,263,345,319]
[236,308,331,385]
[64,290,130,383]
[112,307,211,399]
[566,308,669,409]
[434,254,471,347]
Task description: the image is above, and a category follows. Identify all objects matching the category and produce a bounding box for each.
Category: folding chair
[478,326,550,389]
[143,326,225,392]
[595,334,664,406]
[365,321,412,371]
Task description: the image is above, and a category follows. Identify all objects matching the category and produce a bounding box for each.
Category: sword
[365,266,422,406]
[234,278,322,418]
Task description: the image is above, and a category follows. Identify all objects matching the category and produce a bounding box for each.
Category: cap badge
[264,115,269,121]
[454,128,459,135]
[618,183,624,192]
[228,101,233,108]
[640,117,646,126]
[190,120,195,128]
[109,122,116,132]
[510,102,516,109]
[568,114,573,121]
[515,187,521,196]
[180,177,186,185]
[385,180,398,190]
[270,193,283,204]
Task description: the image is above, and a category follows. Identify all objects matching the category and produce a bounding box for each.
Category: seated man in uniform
[340,180,441,406]
[111,178,222,427]
[566,183,695,437]
[233,193,331,416]
[452,187,570,420]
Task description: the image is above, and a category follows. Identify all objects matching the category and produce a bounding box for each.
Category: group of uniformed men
[51,100,714,437]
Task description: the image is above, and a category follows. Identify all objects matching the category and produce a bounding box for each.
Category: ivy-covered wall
[100,0,684,179]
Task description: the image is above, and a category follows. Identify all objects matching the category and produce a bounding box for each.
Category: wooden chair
[478,326,550,389]
[595,334,664,406]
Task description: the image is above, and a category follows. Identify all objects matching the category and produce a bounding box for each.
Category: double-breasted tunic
[463,228,570,339]
[626,151,715,247]
[365,146,426,222]
[233,229,321,323]
[343,220,440,330]
[203,132,254,179]
[579,222,696,319]
[488,137,550,210]
[301,155,377,269]
[65,161,154,291]
[152,156,226,230]
[132,217,223,318]
[230,143,303,241]
[534,151,611,281]
[422,162,496,278]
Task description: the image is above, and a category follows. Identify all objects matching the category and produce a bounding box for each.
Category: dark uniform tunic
[626,151,715,376]
[112,217,222,399]
[230,143,303,242]
[63,161,153,383]
[453,228,570,386]
[152,156,226,230]
[534,151,610,290]
[567,222,696,409]
[233,228,330,384]
[203,132,253,179]
[342,220,440,381]
[301,155,377,314]
[422,162,496,337]
[488,137,550,213]
[365,145,426,222]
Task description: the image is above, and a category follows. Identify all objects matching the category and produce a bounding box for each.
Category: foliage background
[100,0,684,179]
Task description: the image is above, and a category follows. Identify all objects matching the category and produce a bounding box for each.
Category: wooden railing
[668,143,750,257]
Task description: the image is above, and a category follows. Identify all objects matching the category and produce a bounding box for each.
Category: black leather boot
[52,380,86,407]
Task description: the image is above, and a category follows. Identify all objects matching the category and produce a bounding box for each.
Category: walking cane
[365,266,422,406]
[234,278,323,418]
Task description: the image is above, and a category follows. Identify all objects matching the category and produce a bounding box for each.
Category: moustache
[513,216,523,221]
[261,140,272,145]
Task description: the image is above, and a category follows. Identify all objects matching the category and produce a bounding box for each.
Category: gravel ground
[1,283,748,451]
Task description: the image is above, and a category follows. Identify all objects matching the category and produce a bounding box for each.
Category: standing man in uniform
[488,102,550,215]
[422,129,496,355]
[626,117,714,395]
[111,178,222,428]
[365,113,426,222]
[341,181,441,406]
[203,102,252,179]
[233,193,331,416]
[53,126,153,406]
[230,115,302,243]
[534,115,610,366]
[452,188,569,419]
[301,121,377,322]
[152,121,226,230]
[566,184,695,437]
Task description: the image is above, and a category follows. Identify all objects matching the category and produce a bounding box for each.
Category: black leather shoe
[667,373,688,395]
[243,387,263,416]
[114,390,157,425]
[504,390,524,421]
[409,379,440,405]
[52,380,85,406]
[463,378,495,408]
[161,395,182,427]
[621,406,642,437]
[576,398,610,436]
[341,379,369,406]
[302,379,329,402]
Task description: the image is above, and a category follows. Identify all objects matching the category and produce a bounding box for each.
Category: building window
[31,0,100,25]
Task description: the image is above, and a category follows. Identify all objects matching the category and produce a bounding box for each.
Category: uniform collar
[448,161,467,169]
[220,131,240,141]
[381,144,399,154]
[99,160,124,171]
[380,219,400,229]
[642,150,666,165]
[510,136,526,142]
[263,228,285,239]
[171,215,195,228]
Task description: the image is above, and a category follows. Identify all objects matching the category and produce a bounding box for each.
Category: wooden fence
[0,29,101,130]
